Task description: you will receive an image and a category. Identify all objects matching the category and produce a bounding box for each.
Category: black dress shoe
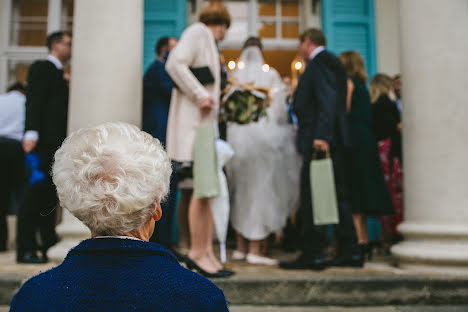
[330,254,364,268]
[279,254,328,271]
[218,269,235,277]
[17,252,48,264]
[184,257,235,278]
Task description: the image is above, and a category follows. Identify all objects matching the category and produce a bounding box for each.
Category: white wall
[375,0,401,76]
[302,0,321,29]
[0,0,5,92]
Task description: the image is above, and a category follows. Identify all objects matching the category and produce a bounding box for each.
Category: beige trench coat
[165,23,220,162]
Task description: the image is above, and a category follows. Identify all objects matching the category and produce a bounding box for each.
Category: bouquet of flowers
[219,77,270,124]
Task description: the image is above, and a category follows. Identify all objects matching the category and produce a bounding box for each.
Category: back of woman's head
[52,122,172,236]
[339,51,368,84]
[242,37,263,51]
[199,0,231,28]
[370,73,394,103]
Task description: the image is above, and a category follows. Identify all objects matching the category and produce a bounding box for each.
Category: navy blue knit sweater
[10,238,228,311]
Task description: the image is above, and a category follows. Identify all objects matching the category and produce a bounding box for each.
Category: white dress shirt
[0,91,26,141]
[23,55,64,142]
[309,46,325,61]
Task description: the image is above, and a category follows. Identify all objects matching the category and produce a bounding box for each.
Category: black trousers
[300,144,359,259]
[16,145,59,256]
[0,137,25,251]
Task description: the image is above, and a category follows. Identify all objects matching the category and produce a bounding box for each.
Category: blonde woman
[165,1,232,277]
[339,51,394,260]
[370,73,403,252]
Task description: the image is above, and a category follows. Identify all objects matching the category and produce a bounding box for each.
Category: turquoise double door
[143,0,187,70]
[322,0,377,80]
[143,0,377,78]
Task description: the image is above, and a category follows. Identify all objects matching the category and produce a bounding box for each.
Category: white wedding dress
[227,46,301,240]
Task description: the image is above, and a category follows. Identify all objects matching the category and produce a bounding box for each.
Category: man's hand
[313,139,329,153]
[22,140,37,154]
[199,97,214,116]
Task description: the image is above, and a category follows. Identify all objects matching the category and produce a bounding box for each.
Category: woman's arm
[165,25,211,106]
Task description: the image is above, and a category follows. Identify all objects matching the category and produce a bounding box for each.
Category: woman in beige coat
[165,1,231,277]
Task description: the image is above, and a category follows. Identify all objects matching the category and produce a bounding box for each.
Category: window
[10,0,49,47]
[0,0,74,91]
[199,0,301,50]
[257,0,300,40]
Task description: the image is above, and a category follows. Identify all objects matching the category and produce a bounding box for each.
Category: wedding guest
[0,83,26,251]
[9,122,228,312]
[17,31,72,264]
[339,51,394,260]
[370,73,403,251]
[165,0,233,277]
[142,36,179,249]
[227,37,300,265]
[280,29,361,270]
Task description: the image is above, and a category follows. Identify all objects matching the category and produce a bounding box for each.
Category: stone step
[230,306,468,312]
[2,306,468,312]
[213,273,468,306]
[3,271,468,307]
[3,248,468,307]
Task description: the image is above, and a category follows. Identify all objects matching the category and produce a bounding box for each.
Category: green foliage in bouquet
[219,77,270,125]
[220,90,267,124]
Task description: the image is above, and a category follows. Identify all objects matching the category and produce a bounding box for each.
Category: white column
[391,0,468,274]
[48,0,144,262]
[374,0,400,76]
[47,0,62,34]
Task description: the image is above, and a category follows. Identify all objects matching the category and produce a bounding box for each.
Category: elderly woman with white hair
[10,122,228,312]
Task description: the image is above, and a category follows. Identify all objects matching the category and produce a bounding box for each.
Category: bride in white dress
[227,38,301,265]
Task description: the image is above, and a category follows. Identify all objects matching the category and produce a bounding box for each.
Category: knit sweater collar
[66,237,179,263]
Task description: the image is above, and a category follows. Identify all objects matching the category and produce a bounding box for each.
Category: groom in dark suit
[16,31,72,263]
[280,28,361,270]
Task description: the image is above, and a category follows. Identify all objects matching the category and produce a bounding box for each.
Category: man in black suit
[280,28,361,270]
[17,31,72,263]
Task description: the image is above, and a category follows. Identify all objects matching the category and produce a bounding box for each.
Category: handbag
[172,66,215,89]
[193,125,219,199]
[190,66,215,85]
[310,151,339,225]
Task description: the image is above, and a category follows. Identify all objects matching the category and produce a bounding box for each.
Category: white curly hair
[52,122,172,236]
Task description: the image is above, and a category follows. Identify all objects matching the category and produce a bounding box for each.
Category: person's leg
[0,189,8,251]
[187,196,218,273]
[248,239,261,255]
[333,146,360,258]
[300,158,327,259]
[352,213,368,244]
[16,183,40,259]
[177,189,192,250]
[205,205,222,270]
[235,232,247,253]
[0,138,24,251]
[37,176,59,256]
[36,148,59,257]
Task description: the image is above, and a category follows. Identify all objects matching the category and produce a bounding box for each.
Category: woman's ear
[153,202,162,221]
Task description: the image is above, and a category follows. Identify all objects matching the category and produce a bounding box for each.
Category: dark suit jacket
[142,59,173,147]
[25,60,69,148]
[293,50,350,156]
[10,238,228,312]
